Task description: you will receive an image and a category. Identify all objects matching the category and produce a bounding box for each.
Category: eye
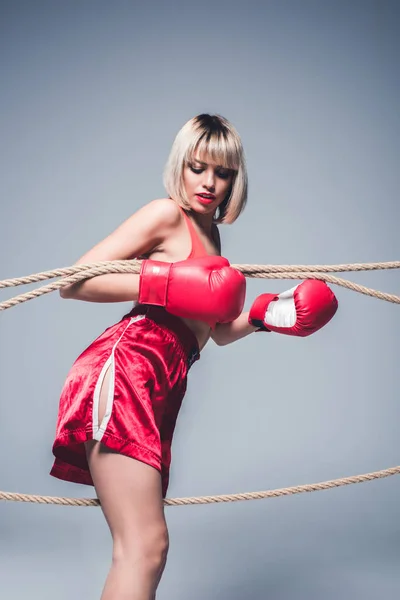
[189,165,204,174]
[216,169,231,180]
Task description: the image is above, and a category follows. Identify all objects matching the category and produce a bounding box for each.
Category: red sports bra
[178,206,210,259]
[178,207,218,329]
[136,205,217,329]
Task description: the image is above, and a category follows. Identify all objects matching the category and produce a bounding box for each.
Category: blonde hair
[163,114,248,224]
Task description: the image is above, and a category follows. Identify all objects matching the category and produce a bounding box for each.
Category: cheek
[183,170,195,192]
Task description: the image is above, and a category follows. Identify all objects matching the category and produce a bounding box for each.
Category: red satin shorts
[50,305,200,497]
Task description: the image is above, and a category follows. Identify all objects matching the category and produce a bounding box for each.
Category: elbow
[59,282,76,299]
[211,324,230,347]
[212,333,229,347]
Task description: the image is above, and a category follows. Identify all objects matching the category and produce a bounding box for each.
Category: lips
[196,193,215,205]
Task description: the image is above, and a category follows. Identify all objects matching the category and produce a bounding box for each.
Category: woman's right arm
[60,198,180,302]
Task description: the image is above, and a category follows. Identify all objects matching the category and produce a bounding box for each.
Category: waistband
[123,304,200,369]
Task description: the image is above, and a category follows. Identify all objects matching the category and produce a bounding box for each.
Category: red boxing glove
[248,279,338,337]
[139,256,246,324]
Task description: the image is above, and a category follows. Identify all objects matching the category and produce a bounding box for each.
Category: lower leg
[101,528,168,600]
[101,553,166,600]
[85,441,168,600]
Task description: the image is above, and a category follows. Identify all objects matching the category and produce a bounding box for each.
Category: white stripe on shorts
[92,315,145,441]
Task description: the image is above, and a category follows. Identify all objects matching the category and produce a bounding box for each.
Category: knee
[148,526,169,570]
[113,525,169,574]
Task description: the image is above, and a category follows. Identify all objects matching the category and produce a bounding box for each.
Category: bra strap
[178,206,208,258]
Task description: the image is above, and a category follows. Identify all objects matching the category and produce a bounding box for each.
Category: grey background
[1,0,399,598]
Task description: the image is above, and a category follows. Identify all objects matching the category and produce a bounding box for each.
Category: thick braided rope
[1,260,399,311]
[0,259,398,507]
[1,465,399,507]
[1,260,399,289]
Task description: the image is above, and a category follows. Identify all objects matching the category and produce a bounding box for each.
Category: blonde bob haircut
[163,114,248,224]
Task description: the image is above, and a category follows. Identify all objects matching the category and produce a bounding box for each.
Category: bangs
[184,115,240,170]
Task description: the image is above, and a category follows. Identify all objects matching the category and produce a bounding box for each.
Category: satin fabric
[50,305,200,497]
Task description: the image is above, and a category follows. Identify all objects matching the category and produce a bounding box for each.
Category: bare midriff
[180,316,212,351]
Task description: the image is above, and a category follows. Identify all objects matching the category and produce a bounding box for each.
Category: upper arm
[74,198,181,264]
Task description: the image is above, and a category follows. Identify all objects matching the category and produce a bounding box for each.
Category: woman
[51,114,337,599]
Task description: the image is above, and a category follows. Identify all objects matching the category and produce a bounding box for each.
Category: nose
[203,168,215,191]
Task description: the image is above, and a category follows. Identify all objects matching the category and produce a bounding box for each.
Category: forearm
[60,273,140,303]
[212,311,258,346]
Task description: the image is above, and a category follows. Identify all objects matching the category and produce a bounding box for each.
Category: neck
[190,211,215,233]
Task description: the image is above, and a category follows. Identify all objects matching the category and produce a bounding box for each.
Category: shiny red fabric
[50,305,200,497]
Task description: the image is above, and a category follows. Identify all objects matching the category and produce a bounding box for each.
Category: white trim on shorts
[92,315,145,441]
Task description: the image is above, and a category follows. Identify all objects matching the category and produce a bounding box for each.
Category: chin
[195,199,219,212]
[196,205,216,217]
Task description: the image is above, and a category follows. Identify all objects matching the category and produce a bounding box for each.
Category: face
[182,153,234,215]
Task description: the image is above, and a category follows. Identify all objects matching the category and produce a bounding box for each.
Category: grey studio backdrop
[1,1,399,599]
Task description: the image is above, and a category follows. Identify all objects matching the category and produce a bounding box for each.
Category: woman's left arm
[212,228,258,345]
[213,279,339,345]
[211,312,258,346]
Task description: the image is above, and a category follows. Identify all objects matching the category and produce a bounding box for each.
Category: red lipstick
[196,193,215,205]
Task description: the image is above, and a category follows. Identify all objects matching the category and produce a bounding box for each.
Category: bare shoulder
[135,197,181,227]
[73,198,182,264]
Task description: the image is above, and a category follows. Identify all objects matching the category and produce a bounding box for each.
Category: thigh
[85,441,167,548]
